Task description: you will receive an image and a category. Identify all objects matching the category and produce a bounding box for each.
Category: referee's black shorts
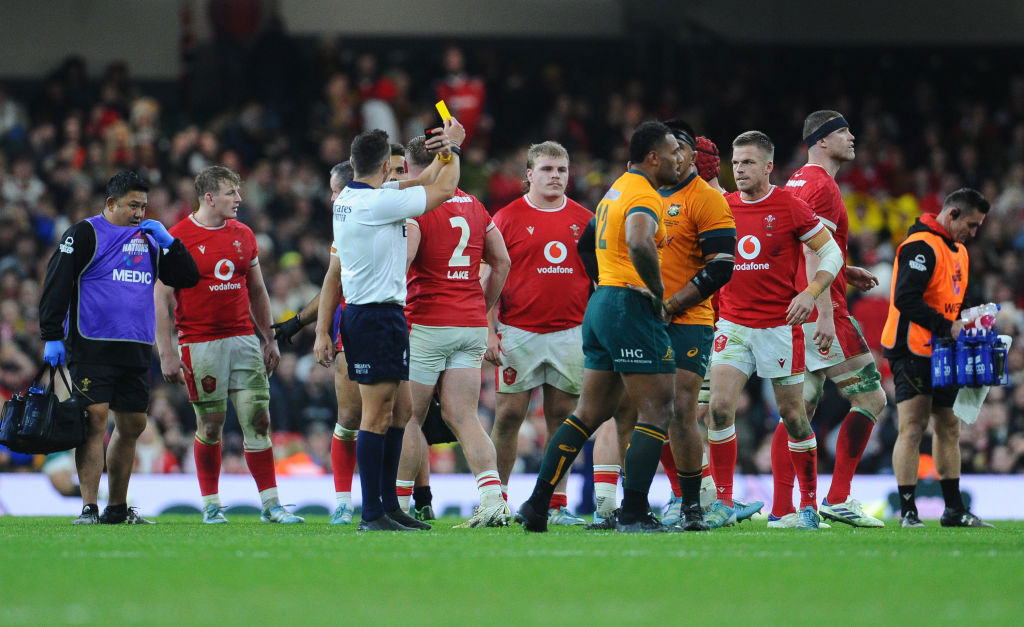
[69,362,151,412]
[887,355,958,408]
[340,303,409,384]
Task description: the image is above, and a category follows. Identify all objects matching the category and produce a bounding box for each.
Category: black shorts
[888,355,958,408]
[340,303,409,384]
[69,363,151,413]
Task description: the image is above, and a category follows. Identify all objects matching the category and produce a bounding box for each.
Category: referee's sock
[379,427,405,513]
[356,431,386,521]
[620,423,667,520]
[526,415,592,510]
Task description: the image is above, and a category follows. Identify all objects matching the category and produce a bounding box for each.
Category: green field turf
[2,515,1022,625]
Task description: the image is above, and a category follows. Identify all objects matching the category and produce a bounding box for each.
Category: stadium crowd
[1,28,1024,484]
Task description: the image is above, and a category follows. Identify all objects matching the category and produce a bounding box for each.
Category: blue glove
[140,219,174,248]
[44,340,66,366]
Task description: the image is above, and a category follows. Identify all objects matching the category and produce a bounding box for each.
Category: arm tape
[812,236,843,279]
[691,258,734,299]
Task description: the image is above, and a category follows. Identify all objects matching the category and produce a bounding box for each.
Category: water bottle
[993,334,1010,386]
[975,330,995,385]
[954,330,974,386]
[964,303,1000,331]
[931,339,953,387]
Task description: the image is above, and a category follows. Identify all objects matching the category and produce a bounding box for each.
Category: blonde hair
[526,141,569,170]
[195,165,241,199]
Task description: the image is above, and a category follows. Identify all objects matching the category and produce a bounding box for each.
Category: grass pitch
[2,515,1022,625]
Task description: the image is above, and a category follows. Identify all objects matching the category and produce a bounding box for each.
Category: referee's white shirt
[333,180,427,305]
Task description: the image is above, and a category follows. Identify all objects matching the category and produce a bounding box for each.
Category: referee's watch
[448,141,462,158]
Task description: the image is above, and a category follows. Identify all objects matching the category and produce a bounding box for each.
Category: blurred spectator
[3,32,1024,479]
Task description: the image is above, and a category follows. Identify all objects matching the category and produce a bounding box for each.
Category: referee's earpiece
[951,208,961,219]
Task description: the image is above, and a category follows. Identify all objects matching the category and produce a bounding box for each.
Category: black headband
[673,129,696,149]
[804,116,850,148]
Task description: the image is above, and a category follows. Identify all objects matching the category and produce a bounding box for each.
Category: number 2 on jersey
[448,216,470,267]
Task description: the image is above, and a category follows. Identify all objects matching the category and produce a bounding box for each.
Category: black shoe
[584,509,619,530]
[900,511,925,528]
[517,500,548,533]
[100,506,154,525]
[387,508,431,530]
[413,505,436,521]
[940,508,994,528]
[674,504,710,532]
[72,504,99,525]
[616,510,667,533]
[357,513,416,531]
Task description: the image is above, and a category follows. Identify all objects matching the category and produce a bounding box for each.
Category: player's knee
[337,408,360,430]
[802,372,825,406]
[851,387,887,420]
[707,402,733,429]
[776,398,805,424]
[199,422,223,443]
[233,388,272,448]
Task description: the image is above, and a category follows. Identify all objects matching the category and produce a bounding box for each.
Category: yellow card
[435,100,452,121]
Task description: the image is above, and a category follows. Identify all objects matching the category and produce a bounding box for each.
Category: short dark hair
[330,161,354,187]
[732,130,775,161]
[802,110,844,141]
[663,118,696,148]
[390,142,406,157]
[404,136,433,169]
[628,121,673,166]
[349,129,391,178]
[106,171,149,200]
[944,187,990,215]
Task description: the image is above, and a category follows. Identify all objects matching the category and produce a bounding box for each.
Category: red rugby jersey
[169,215,257,342]
[491,195,592,333]
[406,189,493,327]
[787,163,850,320]
[719,186,825,328]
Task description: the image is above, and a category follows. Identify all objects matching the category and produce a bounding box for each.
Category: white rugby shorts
[180,334,268,403]
[709,319,806,381]
[802,314,872,373]
[408,324,488,385]
[496,324,584,395]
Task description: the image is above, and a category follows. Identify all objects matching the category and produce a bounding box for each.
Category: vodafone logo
[543,241,568,264]
[214,259,236,281]
[737,235,761,260]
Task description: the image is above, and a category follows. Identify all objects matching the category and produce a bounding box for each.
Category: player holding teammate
[769,111,887,528]
[155,166,303,524]
[518,121,683,533]
[488,141,593,525]
[395,134,512,528]
[658,135,762,526]
[707,131,844,530]
[651,121,737,531]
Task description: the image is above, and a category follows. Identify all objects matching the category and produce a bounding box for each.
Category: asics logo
[558,444,578,453]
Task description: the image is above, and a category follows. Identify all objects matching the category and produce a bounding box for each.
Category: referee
[313,119,465,531]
